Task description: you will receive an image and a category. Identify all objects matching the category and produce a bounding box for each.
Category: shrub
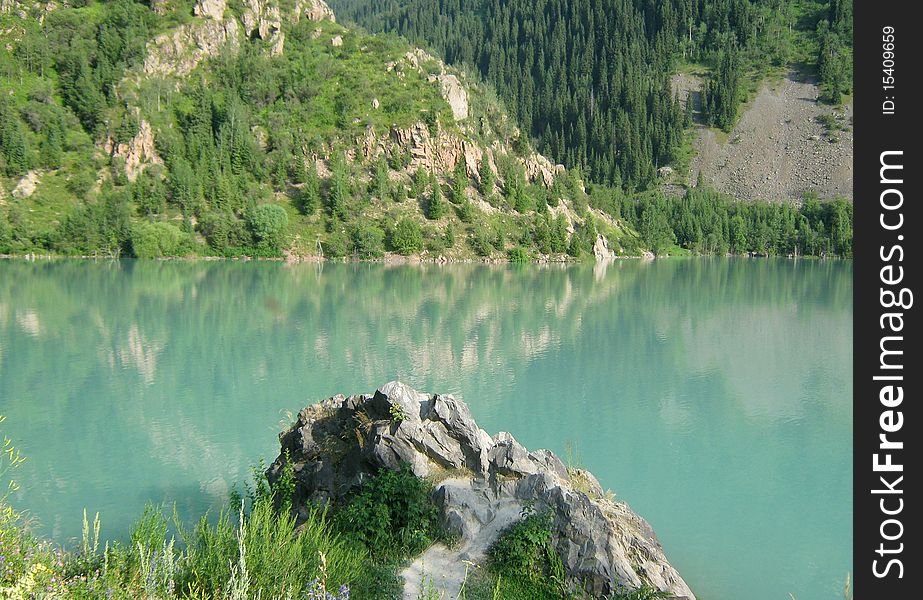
[130,221,185,259]
[508,247,530,263]
[350,221,386,258]
[389,218,423,255]
[247,204,289,253]
[336,463,439,559]
[487,507,565,598]
[66,169,96,198]
[198,211,252,255]
[322,231,350,258]
[457,199,476,223]
[469,225,493,257]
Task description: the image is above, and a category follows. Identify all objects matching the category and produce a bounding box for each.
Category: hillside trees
[330,0,850,188]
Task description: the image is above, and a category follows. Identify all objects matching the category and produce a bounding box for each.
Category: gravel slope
[678,72,853,202]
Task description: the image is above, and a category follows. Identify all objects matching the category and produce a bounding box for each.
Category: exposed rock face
[437,74,468,121]
[12,170,40,199]
[1,0,55,21]
[193,0,226,20]
[150,0,170,15]
[143,17,240,77]
[386,122,483,178]
[105,119,163,182]
[522,150,566,186]
[238,0,333,55]
[593,233,617,261]
[240,0,281,41]
[299,0,335,22]
[269,382,695,599]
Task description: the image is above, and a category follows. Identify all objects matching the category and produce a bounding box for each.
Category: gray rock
[269,382,695,599]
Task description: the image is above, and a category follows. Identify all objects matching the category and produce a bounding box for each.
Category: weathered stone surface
[143,17,240,77]
[12,170,40,199]
[299,0,335,22]
[105,119,163,182]
[437,73,468,121]
[269,382,695,599]
[594,233,617,261]
[193,0,226,20]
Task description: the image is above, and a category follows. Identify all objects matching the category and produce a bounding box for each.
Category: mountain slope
[1,0,638,260]
[328,0,852,191]
[0,0,853,260]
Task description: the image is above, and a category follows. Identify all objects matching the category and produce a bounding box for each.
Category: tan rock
[593,234,616,261]
[12,170,40,199]
[436,74,468,121]
[331,35,343,47]
[109,120,163,183]
[299,0,335,22]
[522,152,564,187]
[193,0,226,20]
[143,18,240,78]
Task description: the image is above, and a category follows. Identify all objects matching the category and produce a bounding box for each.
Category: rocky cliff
[268,382,695,599]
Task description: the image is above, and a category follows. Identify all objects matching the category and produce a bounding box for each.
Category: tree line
[620,187,852,258]
[330,0,855,178]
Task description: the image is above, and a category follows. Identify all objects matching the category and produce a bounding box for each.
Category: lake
[0,258,852,599]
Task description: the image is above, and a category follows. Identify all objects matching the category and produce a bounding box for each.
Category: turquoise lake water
[0,258,852,599]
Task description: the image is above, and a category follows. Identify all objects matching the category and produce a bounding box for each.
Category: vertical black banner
[854,0,920,596]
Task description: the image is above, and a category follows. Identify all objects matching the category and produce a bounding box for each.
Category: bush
[457,199,476,223]
[247,204,289,253]
[322,231,349,258]
[508,247,530,263]
[487,508,566,598]
[469,225,493,257]
[130,221,186,258]
[66,170,96,198]
[336,463,440,559]
[198,211,252,255]
[389,218,423,255]
[0,212,11,253]
[350,221,386,258]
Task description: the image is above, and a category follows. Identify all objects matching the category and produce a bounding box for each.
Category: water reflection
[0,258,852,600]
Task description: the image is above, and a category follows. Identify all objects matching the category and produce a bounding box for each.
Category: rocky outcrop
[144,0,335,75]
[299,0,335,22]
[269,382,695,599]
[238,0,334,57]
[385,122,484,179]
[240,0,281,42]
[593,233,617,261]
[401,49,469,122]
[193,0,226,20]
[12,170,40,199]
[437,74,468,121]
[143,16,240,77]
[105,119,163,182]
[522,149,566,187]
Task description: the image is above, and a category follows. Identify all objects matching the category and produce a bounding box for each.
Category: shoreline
[1,252,848,263]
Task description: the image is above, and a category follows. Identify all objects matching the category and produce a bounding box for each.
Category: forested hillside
[0,0,851,259]
[1,0,644,259]
[329,0,853,187]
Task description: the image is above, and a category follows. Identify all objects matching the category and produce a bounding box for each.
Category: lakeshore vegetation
[2,414,666,599]
[0,0,851,261]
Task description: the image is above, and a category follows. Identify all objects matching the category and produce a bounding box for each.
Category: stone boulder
[268,382,695,599]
